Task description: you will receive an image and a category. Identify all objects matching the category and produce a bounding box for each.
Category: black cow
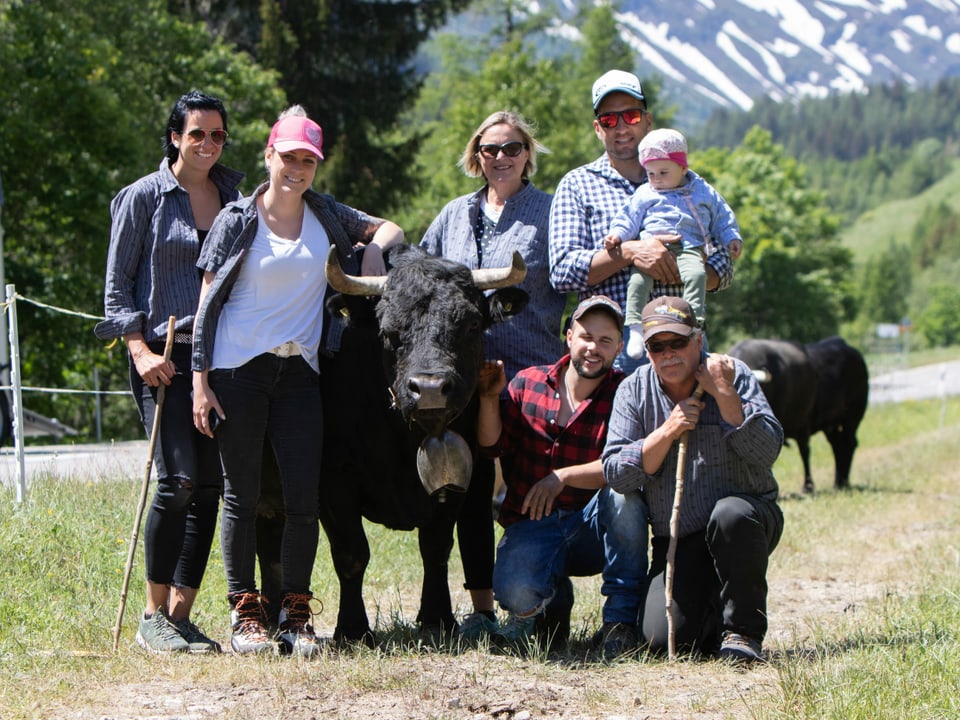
[312,243,527,644]
[727,336,869,493]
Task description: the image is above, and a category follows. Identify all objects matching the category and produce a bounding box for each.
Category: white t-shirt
[212,207,329,372]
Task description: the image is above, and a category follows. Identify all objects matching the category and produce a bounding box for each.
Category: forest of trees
[696,79,960,223]
[0,0,954,441]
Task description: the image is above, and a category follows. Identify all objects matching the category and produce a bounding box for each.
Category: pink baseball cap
[268,115,324,159]
[638,128,688,169]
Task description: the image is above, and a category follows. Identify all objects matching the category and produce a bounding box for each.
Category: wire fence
[3,284,132,502]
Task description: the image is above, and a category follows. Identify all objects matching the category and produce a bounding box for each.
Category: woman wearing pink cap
[191,106,403,656]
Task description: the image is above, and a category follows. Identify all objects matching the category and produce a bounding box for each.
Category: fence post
[6,284,26,503]
[93,367,102,442]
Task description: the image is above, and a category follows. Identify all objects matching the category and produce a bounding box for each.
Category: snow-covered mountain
[533,0,960,126]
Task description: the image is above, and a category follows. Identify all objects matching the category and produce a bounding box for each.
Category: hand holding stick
[113,316,176,652]
[665,383,704,661]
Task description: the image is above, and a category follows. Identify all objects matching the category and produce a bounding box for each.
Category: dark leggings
[211,353,323,598]
[132,343,223,589]
[456,455,496,591]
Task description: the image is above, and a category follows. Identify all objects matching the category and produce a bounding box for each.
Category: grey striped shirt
[94,160,243,342]
[602,357,782,537]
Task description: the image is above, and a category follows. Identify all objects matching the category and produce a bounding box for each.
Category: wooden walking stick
[665,384,704,661]
[113,316,176,652]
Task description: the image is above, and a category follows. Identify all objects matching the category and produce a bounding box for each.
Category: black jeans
[132,343,222,589]
[641,493,783,654]
[210,353,323,598]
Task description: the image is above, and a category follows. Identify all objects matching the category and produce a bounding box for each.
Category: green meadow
[2,390,959,718]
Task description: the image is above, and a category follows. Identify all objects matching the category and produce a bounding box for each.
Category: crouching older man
[477,296,649,656]
[602,296,784,663]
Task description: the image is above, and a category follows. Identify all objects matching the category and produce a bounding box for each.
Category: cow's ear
[326,293,378,328]
[487,288,529,324]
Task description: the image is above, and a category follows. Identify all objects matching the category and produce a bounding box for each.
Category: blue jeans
[133,343,222,589]
[210,353,323,598]
[493,487,649,625]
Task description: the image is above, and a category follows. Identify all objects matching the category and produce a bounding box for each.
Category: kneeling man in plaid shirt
[477,295,648,656]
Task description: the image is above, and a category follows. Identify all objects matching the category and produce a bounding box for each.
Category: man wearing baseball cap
[548,69,735,374]
[476,295,648,657]
[602,296,784,663]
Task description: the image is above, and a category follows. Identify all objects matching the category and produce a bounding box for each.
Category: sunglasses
[185,128,229,146]
[595,108,647,129]
[477,141,527,159]
[646,335,694,354]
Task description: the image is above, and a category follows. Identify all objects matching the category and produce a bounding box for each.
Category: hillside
[840,159,960,264]
[467,0,960,128]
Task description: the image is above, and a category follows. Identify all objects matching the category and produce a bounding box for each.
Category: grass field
[2,394,960,718]
[839,161,960,264]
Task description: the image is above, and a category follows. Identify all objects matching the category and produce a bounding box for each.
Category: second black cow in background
[727,336,869,493]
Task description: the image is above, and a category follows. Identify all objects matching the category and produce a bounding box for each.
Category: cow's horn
[326,249,387,296]
[471,251,526,290]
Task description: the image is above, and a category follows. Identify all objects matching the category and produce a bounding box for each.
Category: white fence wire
[3,284,128,503]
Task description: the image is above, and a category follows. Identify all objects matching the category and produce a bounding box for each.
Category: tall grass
[1,395,959,719]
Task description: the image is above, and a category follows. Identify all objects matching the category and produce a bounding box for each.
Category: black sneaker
[719,632,763,664]
[592,622,638,659]
[135,606,190,653]
[174,617,222,654]
[536,576,574,651]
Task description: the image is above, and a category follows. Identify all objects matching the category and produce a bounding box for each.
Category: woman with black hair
[95,90,243,653]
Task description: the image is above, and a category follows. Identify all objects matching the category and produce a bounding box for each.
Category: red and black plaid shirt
[483,354,625,527]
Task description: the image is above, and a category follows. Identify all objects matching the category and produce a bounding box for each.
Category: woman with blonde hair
[420,110,567,641]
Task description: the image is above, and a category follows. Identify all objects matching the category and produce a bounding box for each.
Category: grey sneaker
[457,612,499,642]
[491,613,537,653]
[276,592,321,658]
[229,592,275,655]
[719,632,763,664]
[136,606,190,653]
[174,617,222,654]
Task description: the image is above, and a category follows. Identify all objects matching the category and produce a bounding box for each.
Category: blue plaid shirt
[420,182,565,382]
[549,154,733,309]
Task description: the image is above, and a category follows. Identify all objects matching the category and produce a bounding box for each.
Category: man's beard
[572,354,610,380]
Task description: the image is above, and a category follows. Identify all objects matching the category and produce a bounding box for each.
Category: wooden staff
[665,383,704,661]
[113,316,176,652]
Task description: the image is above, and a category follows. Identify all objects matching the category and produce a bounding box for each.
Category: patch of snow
[767,37,803,58]
[722,20,788,83]
[737,0,827,48]
[814,1,848,21]
[889,28,913,52]
[831,25,874,74]
[922,0,960,14]
[830,62,869,92]
[903,14,944,40]
[873,52,916,81]
[621,14,755,109]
